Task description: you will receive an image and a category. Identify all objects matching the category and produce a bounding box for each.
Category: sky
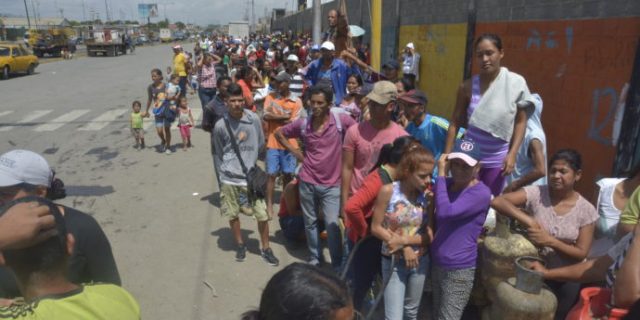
[1,0,332,26]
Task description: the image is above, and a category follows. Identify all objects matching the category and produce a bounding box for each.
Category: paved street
[0,43,305,320]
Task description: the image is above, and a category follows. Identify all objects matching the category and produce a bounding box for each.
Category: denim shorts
[266,149,296,175]
[154,117,171,128]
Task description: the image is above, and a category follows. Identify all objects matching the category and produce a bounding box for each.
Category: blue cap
[311,44,321,51]
[448,139,481,166]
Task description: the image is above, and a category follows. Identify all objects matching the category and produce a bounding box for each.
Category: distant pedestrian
[305,41,359,105]
[196,52,222,109]
[202,76,233,187]
[263,72,302,219]
[130,100,145,150]
[402,42,420,85]
[172,45,188,98]
[177,96,195,151]
[144,69,173,154]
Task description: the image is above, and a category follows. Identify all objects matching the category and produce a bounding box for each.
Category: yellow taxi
[0,42,39,80]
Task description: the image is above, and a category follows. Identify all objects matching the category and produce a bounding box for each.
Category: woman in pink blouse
[492,149,598,320]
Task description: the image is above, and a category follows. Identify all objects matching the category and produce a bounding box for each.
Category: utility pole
[312,0,321,45]
[251,0,255,33]
[82,0,87,22]
[104,0,111,22]
[23,0,32,29]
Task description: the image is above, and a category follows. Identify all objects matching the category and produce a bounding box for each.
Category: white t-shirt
[590,178,626,257]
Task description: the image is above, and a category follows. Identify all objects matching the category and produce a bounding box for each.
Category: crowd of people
[0,10,639,320]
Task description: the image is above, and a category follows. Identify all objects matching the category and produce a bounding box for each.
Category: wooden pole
[371,0,381,70]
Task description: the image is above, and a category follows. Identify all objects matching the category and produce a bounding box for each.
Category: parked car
[0,42,39,80]
[136,35,148,46]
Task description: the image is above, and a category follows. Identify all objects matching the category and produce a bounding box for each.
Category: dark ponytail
[240,310,260,320]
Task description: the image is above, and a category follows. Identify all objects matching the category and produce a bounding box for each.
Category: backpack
[300,110,344,141]
[162,100,176,122]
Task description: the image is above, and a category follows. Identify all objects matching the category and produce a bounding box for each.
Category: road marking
[0,110,53,132]
[34,109,91,132]
[0,110,14,118]
[78,109,127,131]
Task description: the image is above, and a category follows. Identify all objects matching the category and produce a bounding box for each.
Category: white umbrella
[349,25,366,37]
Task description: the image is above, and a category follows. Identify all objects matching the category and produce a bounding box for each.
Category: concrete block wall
[272,0,640,194]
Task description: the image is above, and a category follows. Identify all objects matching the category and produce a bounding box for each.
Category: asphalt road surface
[0,43,308,319]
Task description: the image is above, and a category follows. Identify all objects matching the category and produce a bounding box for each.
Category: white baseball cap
[406,42,415,49]
[320,41,335,51]
[0,150,52,187]
[286,54,299,62]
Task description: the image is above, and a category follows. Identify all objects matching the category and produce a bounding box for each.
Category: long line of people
[0,27,639,320]
[213,31,640,320]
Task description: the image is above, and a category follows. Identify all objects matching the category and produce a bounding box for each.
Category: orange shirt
[237,79,255,111]
[264,92,302,150]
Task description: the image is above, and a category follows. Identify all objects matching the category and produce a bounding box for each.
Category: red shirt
[344,167,393,242]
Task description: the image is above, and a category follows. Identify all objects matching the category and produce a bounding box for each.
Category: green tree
[158,19,169,28]
[175,21,185,30]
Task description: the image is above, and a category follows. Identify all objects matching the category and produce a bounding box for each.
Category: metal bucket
[514,256,545,294]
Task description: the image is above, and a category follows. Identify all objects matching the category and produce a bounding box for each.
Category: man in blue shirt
[400,89,463,175]
[305,41,359,105]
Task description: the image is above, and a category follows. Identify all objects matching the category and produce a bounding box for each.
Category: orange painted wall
[475,18,640,196]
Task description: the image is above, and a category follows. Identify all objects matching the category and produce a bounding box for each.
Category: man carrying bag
[213,83,279,266]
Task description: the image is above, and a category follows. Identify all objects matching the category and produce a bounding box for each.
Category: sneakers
[165,147,172,154]
[236,244,247,262]
[261,248,279,266]
[307,257,321,267]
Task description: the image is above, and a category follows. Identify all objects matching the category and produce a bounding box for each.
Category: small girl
[177,96,195,150]
[371,144,435,320]
[130,100,145,149]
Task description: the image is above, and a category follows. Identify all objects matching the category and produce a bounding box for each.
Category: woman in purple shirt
[431,139,492,320]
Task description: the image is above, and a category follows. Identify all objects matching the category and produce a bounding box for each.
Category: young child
[177,96,195,150]
[130,100,145,149]
[167,74,182,109]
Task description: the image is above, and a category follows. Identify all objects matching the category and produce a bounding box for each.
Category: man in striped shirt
[285,54,305,101]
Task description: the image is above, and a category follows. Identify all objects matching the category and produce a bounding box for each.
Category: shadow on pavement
[65,185,115,196]
[200,192,221,207]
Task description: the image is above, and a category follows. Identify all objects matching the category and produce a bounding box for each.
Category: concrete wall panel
[399,23,468,119]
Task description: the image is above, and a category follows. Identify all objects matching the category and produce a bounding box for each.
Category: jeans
[298,180,343,271]
[178,76,188,98]
[431,265,475,320]
[350,236,382,311]
[198,87,217,110]
[279,215,305,241]
[546,280,581,320]
[381,254,428,320]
